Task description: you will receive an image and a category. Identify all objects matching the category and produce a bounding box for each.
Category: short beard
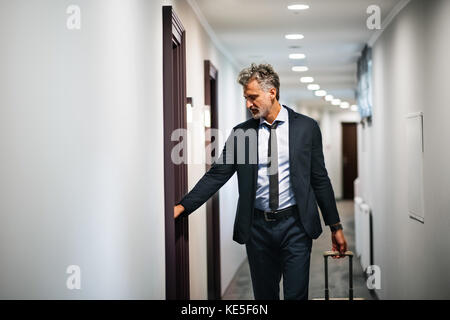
[250,111,261,119]
[251,105,271,120]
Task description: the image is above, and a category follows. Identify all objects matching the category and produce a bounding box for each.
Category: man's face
[243,79,276,120]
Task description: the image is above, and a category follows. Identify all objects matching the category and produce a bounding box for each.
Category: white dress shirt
[254,105,297,211]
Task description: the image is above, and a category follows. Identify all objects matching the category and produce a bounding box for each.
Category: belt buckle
[264,211,277,222]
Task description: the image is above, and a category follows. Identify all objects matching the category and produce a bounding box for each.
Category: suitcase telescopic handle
[323,250,354,257]
[323,251,354,300]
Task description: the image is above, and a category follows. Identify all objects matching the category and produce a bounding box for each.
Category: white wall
[359,0,450,299]
[293,106,360,200]
[0,0,249,300]
[320,110,360,199]
[172,0,247,299]
[0,0,169,299]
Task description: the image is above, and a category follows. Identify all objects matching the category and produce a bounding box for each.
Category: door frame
[341,122,358,200]
[204,60,221,299]
[162,5,189,300]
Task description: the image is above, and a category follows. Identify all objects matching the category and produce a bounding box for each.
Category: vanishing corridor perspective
[0,0,449,300]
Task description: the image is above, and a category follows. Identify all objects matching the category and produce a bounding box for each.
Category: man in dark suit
[174,63,347,300]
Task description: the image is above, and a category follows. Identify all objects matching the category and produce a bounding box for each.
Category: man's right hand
[174,204,185,219]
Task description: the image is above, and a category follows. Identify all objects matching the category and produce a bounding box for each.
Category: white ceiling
[193,0,399,112]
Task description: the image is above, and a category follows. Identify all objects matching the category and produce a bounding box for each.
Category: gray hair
[237,63,280,101]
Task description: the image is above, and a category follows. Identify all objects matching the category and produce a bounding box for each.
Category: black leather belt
[254,205,297,222]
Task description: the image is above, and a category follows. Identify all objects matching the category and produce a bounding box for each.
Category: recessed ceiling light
[307,84,320,91]
[289,53,306,59]
[315,90,327,97]
[292,66,308,72]
[325,94,334,101]
[300,77,314,83]
[288,4,310,11]
[351,105,358,111]
[285,34,304,40]
[332,99,341,105]
[340,102,350,109]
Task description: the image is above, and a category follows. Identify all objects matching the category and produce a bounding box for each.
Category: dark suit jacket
[178,105,340,244]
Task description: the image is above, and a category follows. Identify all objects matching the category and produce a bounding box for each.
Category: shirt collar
[259,105,288,127]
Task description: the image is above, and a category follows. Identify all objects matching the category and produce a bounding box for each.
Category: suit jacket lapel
[249,118,259,200]
[286,106,298,169]
[286,105,309,215]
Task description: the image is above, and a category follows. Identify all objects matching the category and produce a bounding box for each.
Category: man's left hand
[331,229,347,259]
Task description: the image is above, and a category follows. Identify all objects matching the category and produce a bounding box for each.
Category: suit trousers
[245,209,313,300]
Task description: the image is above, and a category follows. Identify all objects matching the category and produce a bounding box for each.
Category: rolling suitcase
[314,250,364,300]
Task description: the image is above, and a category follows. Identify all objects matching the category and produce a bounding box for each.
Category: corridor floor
[222,200,377,300]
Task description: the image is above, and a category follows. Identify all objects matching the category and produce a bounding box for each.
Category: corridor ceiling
[193,0,399,112]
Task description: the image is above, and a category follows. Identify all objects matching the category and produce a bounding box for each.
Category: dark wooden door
[162,6,189,300]
[342,123,358,199]
[204,60,221,300]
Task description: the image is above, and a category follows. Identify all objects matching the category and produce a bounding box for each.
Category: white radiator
[354,197,363,258]
[353,177,360,198]
[359,203,372,271]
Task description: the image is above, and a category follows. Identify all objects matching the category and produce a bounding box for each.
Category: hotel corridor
[1,0,450,301]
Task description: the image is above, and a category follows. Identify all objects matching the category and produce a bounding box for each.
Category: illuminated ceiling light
[300,76,314,83]
[289,53,306,59]
[351,104,358,111]
[332,99,341,105]
[340,102,350,109]
[292,66,308,72]
[315,90,327,97]
[325,94,334,101]
[285,34,304,40]
[288,4,310,10]
[307,84,320,91]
